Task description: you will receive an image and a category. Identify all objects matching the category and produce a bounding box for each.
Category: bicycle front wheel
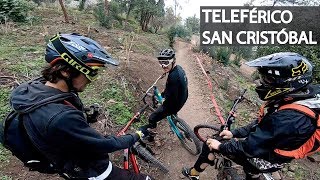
[194,124,220,142]
[133,143,169,173]
[174,118,201,155]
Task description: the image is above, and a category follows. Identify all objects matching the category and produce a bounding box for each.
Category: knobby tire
[134,143,169,173]
[174,118,201,155]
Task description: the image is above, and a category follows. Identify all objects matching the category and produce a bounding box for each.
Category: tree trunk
[125,0,135,26]
[58,0,69,23]
[104,0,109,15]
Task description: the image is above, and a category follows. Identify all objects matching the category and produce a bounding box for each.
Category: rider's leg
[140,105,170,142]
[148,105,170,129]
[106,166,153,180]
[183,143,218,178]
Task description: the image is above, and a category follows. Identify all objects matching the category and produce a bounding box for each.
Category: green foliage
[216,47,231,66]
[94,1,112,28]
[102,82,135,125]
[255,46,320,83]
[78,0,86,11]
[0,174,12,180]
[220,78,229,90]
[233,53,241,67]
[0,0,35,23]
[94,0,124,28]
[230,46,253,59]
[133,0,165,32]
[251,70,260,81]
[185,15,200,34]
[0,88,10,120]
[167,25,191,47]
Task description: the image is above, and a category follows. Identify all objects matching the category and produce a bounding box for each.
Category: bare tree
[58,0,69,23]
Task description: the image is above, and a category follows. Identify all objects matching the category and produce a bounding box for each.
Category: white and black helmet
[157,49,175,60]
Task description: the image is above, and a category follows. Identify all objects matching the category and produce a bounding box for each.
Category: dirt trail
[156,40,217,180]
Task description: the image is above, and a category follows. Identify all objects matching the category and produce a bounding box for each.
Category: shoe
[139,125,151,136]
[182,167,200,180]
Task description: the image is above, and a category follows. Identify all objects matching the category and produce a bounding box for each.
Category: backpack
[258,102,320,159]
[0,93,73,173]
[274,103,320,159]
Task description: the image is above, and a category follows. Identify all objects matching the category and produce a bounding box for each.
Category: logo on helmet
[292,61,308,77]
[67,41,86,51]
[265,88,291,99]
[61,53,91,75]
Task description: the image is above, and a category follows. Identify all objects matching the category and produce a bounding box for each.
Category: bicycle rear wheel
[174,118,201,155]
[133,143,169,173]
[217,167,242,180]
[194,124,220,142]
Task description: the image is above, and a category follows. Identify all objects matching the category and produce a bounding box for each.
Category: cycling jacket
[9,78,140,178]
[218,90,319,164]
[162,65,188,114]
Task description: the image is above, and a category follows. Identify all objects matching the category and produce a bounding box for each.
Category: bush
[94,1,112,28]
[0,0,35,23]
[216,47,231,66]
[233,53,242,67]
[167,25,191,47]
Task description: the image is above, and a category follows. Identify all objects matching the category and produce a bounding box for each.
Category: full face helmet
[246,52,313,101]
[157,49,176,68]
[45,33,119,82]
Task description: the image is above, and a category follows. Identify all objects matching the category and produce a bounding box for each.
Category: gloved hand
[219,130,233,139]
[135,130,144,139]
[84,103,101,123]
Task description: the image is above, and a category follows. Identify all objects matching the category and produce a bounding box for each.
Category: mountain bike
[142,74,201,155]
[117,103,169,173]
[194,89,278,180]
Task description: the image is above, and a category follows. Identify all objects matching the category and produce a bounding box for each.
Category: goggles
[259,74,277,86]
[158,59,174,68]
[85,66,101,81]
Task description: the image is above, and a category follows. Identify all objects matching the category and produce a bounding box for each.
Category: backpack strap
[279,104,319,126]
[3,93,74,146]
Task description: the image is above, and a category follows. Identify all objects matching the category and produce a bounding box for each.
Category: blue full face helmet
[246,52,313,101]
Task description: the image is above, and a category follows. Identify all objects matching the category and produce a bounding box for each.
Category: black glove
[84,103,101,123]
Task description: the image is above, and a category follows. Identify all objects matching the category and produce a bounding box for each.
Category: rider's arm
[48,109,140,155]
[162,73,179,112]
[218,111,300,158]
[230,119,258,138]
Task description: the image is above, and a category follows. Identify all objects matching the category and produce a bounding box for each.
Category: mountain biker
[140,49,188,142]
[6,33,151,180]
[183,52,319,180]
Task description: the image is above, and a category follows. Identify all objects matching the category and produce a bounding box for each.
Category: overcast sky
[164,0,254,19]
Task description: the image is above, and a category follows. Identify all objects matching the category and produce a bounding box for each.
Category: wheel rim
[176,121,198,154]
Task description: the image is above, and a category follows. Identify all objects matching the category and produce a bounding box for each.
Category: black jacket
[162,65,188,114]
[219,100,316,164]
[10,79,140,178]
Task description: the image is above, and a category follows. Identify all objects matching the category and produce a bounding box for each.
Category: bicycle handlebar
[142,73,166,105]
[223,89,247,130]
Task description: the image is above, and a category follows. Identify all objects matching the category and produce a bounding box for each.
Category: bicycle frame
[116,104,149,174]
